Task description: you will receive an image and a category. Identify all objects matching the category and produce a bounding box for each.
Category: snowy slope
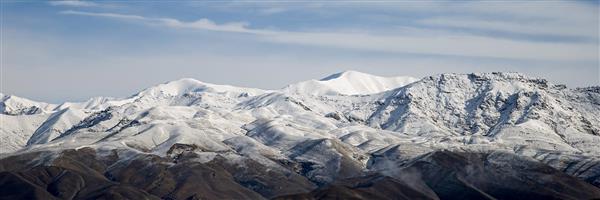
[0,93,58,115]
[0,114,50,153]
[1,71,599,193]
[283,70,418,96]
[368,73,600,155]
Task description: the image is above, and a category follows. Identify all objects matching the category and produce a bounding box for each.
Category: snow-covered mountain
[283,70,418,95]
[1,71,599,199]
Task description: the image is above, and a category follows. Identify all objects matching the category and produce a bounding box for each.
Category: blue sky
[1,1,599,102]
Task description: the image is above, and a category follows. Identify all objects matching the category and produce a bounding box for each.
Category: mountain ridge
[1,71,599,199]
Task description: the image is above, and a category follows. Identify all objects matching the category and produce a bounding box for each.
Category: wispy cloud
[258,7,288,15]
[221,1,598,40]
[60,10,143,20]
[418,12,599,40]
[420,17,597,39]
[49,0,99,7]
[58,10,597,61]
[266,32,597,61]
[59,10,270,34]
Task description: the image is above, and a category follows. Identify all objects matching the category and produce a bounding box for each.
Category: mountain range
[1,71,599,200]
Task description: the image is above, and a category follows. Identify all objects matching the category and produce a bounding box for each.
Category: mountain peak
[320,70,374,81]
[0,94,57,115]
[135,78,207,97]
[168,78,204,84]
[135,78,266,98]
[285,71,418,96]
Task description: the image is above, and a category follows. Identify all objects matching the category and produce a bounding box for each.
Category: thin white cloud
[430,2,598,39]
[60,10,144,20]
[420,16,597,39]
[265,31,597,61]
[59,10,598,61]
[59,10,271,34]
[224,1,598,39]
[258,7,288,15]
[49,1,99,7]
[457,1,598,24]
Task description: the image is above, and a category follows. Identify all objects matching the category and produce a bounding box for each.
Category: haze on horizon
[1,0,599,103]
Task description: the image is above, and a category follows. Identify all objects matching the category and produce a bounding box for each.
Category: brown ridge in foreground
[1,147,599,200]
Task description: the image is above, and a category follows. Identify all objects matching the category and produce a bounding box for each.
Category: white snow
[283,70,418,96]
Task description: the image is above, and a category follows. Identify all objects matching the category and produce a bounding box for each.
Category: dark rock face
[278,151,600,200]
[274,174,439,200]
[106,154,264,200]
[1,148,599,200]
[392,151,600,200]
[0,171,59,200]
[0,148,156,200]
[211,156,316,198]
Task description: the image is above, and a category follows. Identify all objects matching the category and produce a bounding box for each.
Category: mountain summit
[284,70,418,95]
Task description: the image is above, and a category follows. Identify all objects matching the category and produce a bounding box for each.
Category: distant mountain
[1,71,599,199]
[283,70,418,95]
[0,93,57,115]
